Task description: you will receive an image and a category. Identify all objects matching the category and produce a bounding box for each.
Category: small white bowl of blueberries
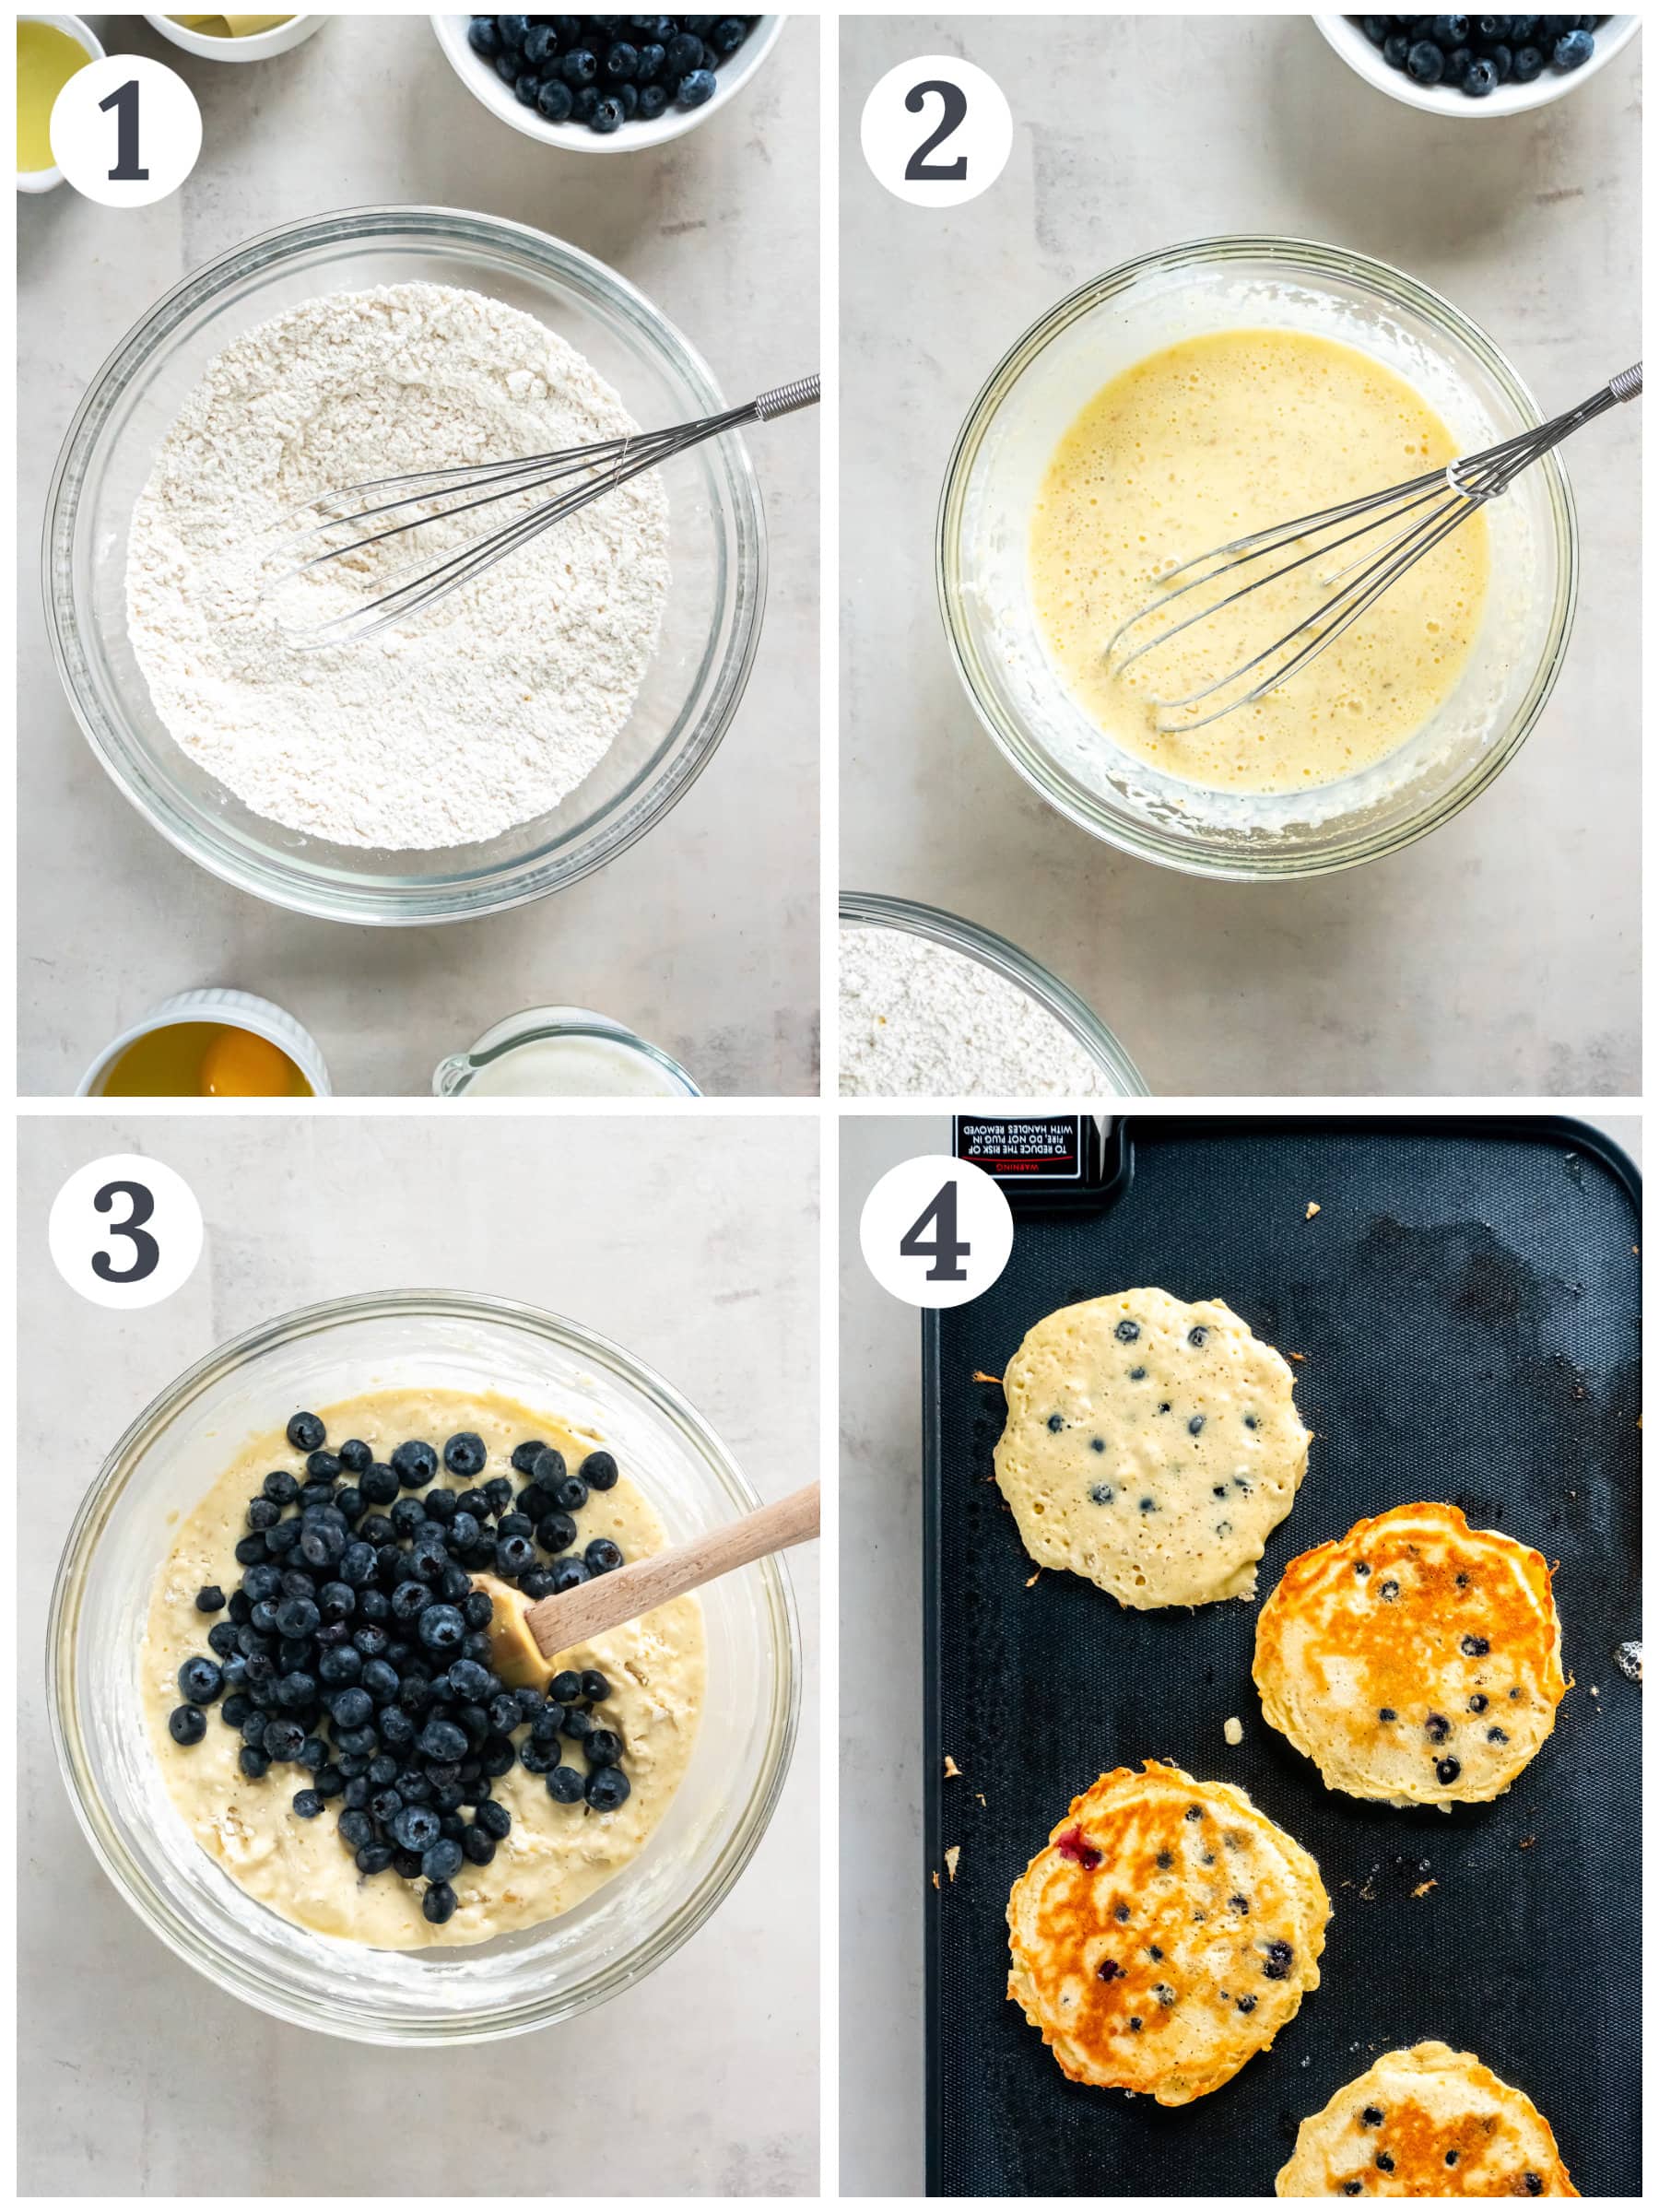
[432,13,782,149]
[1317,14,1640,114]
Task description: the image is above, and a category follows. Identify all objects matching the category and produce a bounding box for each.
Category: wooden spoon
[474,1480,819,1687]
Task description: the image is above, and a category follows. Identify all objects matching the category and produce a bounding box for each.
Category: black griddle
[923,1117,1641,2196]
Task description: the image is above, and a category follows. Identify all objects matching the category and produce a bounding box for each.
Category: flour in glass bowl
[839,924,1115,1097]
[125,282,670,852]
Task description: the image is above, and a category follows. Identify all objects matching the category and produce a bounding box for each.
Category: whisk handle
[751,373,821,421]
[1608,362,1642,404]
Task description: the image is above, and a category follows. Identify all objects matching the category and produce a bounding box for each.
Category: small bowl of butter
[17,15,101,194]
[144,14,324,62]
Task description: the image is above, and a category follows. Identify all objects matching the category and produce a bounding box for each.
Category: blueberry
[523,20,558,65]
[1435,1756,1462,1784]
[1378,1707,1397,1722]
[391,1440,437,1488]
[563,1707,595,1742]
[1115,1320,1140,1343]
[360,1463,399,1506]
[418,1605,465,1653]
[195,1584,227,1613]
[1429,14,1470,42]
[1359,12,1392,38]
[665,29,703,72]
[677,65,715,107]
[391,1803,441,1853]
[1407,37,1447,78]
[331,1688,373,1731]
[553,1473,589,1513]
[169,1703,206,1746]
[1187,1326,1208,1347]
[1487,41,1514,77]
[496,1533,535,1577]
[287,1412,325,1453]
[1487,1725,1509,1743]
[1236,1994,1256,2013]
[605,39,640,77]
[1553,26,1594,67]
[1138,1498,1156,1514]
[561,43,598,85]
[1383,29,1411,65]
[1380,1580,1399,1603]
[291,1788,324,1818]
[581,1668,610,1702]
[708,16,747,55]
[1464,55,1500,91]
[275,1596,319,1641]
[468,16,501,57]
[418,1718,469,1763]
[585,1537,624,1575]
[537,76,574,119]
[585,1728,625,1767]
[1512,41,1545,76]
[442,1432,486,1478]
[1354,1561,1371,1579]
[1187,1416,1206,1436]
[496,14,530,48]
[1461,1634,1490,1656]
[551,1670,582,1702]
[1262,1938,1294,1981]
[264,1468,300,1507]
[531,1446,567,1488]
[586,1765,631,1810]
[1046,1413,1065,1432]
[421,1837,465,1882]
[511,1441,547,1475]
[178,1655,223,1704]
[240,1744,271,1778]
[551,1558,591,1594]
[1361,2105,1385,2126]
[1425,1712,1451,1743]
[423,1880,458,1924]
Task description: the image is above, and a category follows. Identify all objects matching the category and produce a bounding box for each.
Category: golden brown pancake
[1006,1761,1330,2105]
[1254,1502,1566,1807]
[1277,2041,1579,2195]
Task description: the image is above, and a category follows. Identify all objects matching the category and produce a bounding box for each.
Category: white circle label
[49,1154,205,1310]
[860,55,1013,208]
[51,55,203,207]
[859,1154,1014,1310]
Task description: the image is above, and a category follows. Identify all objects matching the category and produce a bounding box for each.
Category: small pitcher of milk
[434,1006,700,1099]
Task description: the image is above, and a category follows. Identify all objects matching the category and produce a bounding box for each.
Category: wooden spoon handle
[523,1481,819,1659]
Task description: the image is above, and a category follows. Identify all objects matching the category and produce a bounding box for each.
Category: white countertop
[838,1112,1640,2194]
[18,14,819,1098]
[20,1112,819,2194]
[840,17,1641,1096]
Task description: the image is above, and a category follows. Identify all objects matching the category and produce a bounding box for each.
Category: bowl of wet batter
[938,236,1577,877]
[47,1291,799,2041]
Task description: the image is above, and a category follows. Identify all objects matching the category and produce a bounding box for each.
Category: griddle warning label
[954,1115,1085,1181]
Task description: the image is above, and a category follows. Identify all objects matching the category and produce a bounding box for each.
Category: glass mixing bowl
[839,891,1148,1097]
[43,206,767,923]
[937,236,1578,879]
[47,1291,800,2043]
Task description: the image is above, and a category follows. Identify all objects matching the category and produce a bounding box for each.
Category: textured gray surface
[837,1112,1640,2195]
[840,17,1641,1097]
[18,14,818,1097]
[20,1114,819,2195]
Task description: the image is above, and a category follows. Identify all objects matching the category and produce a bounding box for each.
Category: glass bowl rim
[840,888,1149,1096]
[45,1286,802,2043]
[935,231,1580,881]
[41,202,769,924]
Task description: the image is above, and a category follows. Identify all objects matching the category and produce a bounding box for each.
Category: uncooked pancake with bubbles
[1253,1501,1567,1807]
[1277,2041,1579,2196]
[1006,1761,1331,2106]
[993,1288,1310,1607]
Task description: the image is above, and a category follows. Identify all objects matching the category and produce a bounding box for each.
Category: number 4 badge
[859,1155,1014,1310]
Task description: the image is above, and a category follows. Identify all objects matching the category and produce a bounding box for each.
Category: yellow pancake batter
[1030,329,1490,794]
[143,1385,704,1949]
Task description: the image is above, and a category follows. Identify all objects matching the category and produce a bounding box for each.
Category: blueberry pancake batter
[994,1288,1310,1609]
[144,1386,704,1949]
[1030,328,1490,794]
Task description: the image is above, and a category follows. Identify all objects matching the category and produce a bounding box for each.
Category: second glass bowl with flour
[44,206,767,923]
[939,236,1578,878]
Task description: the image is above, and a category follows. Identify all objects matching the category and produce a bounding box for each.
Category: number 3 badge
[859,1155,1014,1310]
[860,55,1014,208]
[49,1154,205,1310]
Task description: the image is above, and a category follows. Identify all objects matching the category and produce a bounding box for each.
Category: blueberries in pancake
[1263,1939,1293,1980]
[1047,1413,1065,1431]
[1436,1756,1462,1784]
[1469,1693,1488,1712]
[1462,1634,1490,1655]
[1115,1320,1140,1342]
[1188,1326,1208,1346]
[1361,2107,1384,2126]
[1426,1713,1451,1742]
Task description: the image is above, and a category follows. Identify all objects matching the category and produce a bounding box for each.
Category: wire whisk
[265,373,820,648]
[1106,363,1641,734]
